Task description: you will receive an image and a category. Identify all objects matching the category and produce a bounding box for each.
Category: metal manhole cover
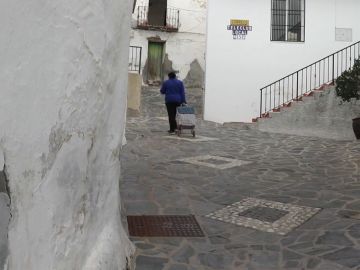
[127,215,205,237]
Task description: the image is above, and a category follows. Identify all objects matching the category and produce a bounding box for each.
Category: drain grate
[127,215,205,237]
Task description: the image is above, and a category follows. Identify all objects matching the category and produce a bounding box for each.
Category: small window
[271,0,305,42]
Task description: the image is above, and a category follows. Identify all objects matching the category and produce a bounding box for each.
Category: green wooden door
[147,42,164,83]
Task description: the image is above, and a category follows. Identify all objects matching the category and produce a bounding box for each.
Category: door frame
[147,38,166,84]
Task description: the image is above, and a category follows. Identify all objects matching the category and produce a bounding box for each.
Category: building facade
[130,0,207,87]
[204,0,360,123]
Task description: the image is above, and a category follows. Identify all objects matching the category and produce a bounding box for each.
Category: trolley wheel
[177,127,182,137]
[192,130,196,137]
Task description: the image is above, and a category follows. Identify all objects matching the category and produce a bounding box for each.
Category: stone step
[312,90,325,100]
[269,111,282,118]
[272,108,281,113]
[256,117,269,124]
[301,96,315,102]
[256,84,337,121]
[281,101,305,111]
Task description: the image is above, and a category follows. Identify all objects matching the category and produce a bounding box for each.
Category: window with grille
[271,0,305,42]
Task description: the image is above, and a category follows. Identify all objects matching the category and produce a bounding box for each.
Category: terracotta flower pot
[353,117,360,139]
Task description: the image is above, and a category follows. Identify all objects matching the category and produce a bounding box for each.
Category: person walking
[160,72,186,134]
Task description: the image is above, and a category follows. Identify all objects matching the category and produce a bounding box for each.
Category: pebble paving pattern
[121,87,360,270]
[178,155,252,170]
[206,198,321,235]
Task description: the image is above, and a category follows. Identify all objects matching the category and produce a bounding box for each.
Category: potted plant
[336,59,360,139]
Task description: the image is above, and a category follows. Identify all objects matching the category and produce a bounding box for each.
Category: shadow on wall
[186,87,204,117]
[142,55,205,88]
[163,54,178,81]
[164,57,205,88]
[183,59,205,88]
[0,169,10,268]
[142,58,149,83]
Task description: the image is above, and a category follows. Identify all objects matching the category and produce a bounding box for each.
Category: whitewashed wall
[131,0,207,82]
[130,31,206,80]
[204,0,360,123]
[0,0,134,269]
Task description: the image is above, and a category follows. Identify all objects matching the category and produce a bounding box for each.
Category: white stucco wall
[130,31,206,80]
[204,0,360,123]
[0,1,134,269]
[131,0,207,82]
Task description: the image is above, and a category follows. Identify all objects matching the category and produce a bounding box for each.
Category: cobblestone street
[121,87,360,270]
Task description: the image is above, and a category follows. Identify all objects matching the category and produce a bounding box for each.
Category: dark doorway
[147,41,165,83]
[148,0,167,26]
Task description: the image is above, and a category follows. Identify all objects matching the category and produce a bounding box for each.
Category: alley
[120,87,360,270]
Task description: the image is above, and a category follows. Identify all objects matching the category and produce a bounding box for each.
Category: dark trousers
[166,102,181,132]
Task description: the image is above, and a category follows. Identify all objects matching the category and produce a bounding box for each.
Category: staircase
[253,41,360,140]
[256,84,360,140]
[255,41,360,121]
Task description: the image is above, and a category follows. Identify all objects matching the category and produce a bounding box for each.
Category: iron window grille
[129,46,142,74]
[271,0,305,42]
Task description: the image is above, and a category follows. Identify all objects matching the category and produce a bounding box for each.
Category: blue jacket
[160,78,186,104]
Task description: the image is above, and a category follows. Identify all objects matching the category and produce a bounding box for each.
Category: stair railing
[260,41,360,118]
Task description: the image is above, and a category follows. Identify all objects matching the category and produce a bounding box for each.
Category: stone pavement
[120,87,360,270]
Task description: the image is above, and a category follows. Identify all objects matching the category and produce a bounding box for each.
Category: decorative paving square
[206,198,321,235]
[165,135,219,142]
[178,155,252,170]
